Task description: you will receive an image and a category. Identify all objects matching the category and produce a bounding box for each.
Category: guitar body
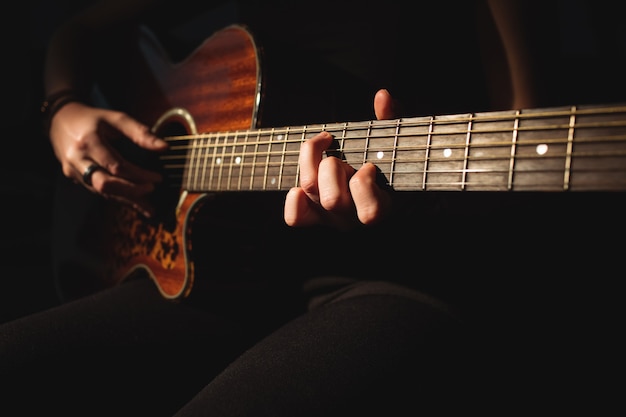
[55,25,262,300]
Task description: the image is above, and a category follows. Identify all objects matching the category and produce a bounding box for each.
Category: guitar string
[160,103,626,143]
[152,104,626,190]
[158,135,626,170]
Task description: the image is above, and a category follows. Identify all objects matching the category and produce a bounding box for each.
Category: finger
[284,187,324,227]
[102,110,169,151]
[349,162,392,224]
[90,172,157,218]
[83,129,163,184]
[298,131,334,200]
[317,156,356,213]
[93,110,167,183]
[374,89,399,120]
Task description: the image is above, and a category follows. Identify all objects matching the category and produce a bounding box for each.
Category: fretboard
[161,103,626,192]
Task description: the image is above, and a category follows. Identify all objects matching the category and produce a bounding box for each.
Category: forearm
[44,20,95,98]
[486,0,539,109]
[43,0,158,98]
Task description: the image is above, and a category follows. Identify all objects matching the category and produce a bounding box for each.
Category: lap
[1,277,468,416]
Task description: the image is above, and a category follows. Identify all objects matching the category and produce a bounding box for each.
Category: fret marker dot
[443,148,452,158]
[235,156,241,164]
[536,144,548,155]
[270,177,277,185]
[376,151,384,159]
[216,157,222,165]
[277,134,283,141]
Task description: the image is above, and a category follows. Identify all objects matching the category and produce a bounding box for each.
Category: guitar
[62,24,626,301]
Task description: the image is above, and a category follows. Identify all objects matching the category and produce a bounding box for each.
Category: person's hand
[48,101,168,218]
[284,89,398,229]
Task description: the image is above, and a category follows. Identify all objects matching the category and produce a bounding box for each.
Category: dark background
[3,0,625,323]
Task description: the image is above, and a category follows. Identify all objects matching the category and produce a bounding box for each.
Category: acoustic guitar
[59,24,626,301]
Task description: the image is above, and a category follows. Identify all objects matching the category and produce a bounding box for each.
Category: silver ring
[83,163,102,186]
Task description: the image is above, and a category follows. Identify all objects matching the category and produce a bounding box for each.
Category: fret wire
[207,133,220,190]
[278,127,289,189]
[250,130,261,190]
[389,119,400,186]
[296,126,306,187]
[262,128,275,190]
[563,106,576,191]
[341,122,348,161]
[422,116,434,190]
[462,114,473,190]
[364,121,372,165]
[216,132,228,190]
[319,123,329,160]
[227,130,239,190]
[238,130,249,190]
[187,136,199,190]
[195,134,205,189]
[508,110,520,190]
[197,135,209,190]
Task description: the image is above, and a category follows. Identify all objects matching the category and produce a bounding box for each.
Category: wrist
[41,88,82,135]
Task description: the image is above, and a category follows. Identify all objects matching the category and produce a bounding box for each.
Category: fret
[236,131,250,190]
[461,115,472,190]
[265,128,285,190]
[264,129,285,190]
[514,106,572,191]
[215,132,229,190]
[261,128,271,189]
[277,127,289,189]
[341,122,348,161]
[205,133,220,190]
[233,131,246,190]
[196,135,210,190]
[290,126,307,188]
[302,124,326,141]
[238,130,251,190]
[563,106,576,190]
[466,109,517,191]
[363,121,372,165]
[350,119,393,185]
[339,123,348,162]
[389,119,400,186]
[226,130,240,190]
[252,129,270,190]
[426,113,472,190]
[248,130,261,190]
[185,135,200,190]
[422,117,434,190]
[567,104,626,190]
[507,111,520,190]
[373,115,432,191]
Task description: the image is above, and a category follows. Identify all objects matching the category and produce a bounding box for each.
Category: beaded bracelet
[40,88,81,134]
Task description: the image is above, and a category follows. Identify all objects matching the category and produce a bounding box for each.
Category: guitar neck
[162,103,626,193]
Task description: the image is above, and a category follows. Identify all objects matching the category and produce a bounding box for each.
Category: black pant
[0,277,468,416]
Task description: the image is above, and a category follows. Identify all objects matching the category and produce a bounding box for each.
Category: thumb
[105,110,169,150]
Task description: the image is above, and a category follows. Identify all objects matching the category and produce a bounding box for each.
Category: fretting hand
[284,89,397,229]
